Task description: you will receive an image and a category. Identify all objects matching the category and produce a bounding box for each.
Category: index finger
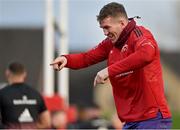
[50,61,61,66]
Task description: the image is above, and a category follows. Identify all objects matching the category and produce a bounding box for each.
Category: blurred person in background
[0,82,7,90]
[51,110,68,129]
[51,2,172,129]
[68,102,111,129]
[0,62,51,129]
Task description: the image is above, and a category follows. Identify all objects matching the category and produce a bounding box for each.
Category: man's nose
[103,29,109,36]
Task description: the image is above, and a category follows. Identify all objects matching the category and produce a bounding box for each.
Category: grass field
[172,111,180,128]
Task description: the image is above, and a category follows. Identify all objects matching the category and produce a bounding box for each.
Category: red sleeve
[64,39,113,69]
[108,38,156,77]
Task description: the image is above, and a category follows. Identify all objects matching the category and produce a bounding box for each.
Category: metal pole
[58,0,69,105]
[43,0,55,96]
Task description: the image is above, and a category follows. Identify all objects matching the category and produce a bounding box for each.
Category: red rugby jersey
[64,26,171,122]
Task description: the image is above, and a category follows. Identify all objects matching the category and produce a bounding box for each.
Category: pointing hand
[50,56,67,71]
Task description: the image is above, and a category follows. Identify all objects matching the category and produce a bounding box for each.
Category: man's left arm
[36,110,51,129]
[108,40,156,77]
[94,39,156,86]
[36,94,51,129]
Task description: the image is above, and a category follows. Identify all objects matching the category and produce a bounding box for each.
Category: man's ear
[118,18,128,30]
[119,19,126,27]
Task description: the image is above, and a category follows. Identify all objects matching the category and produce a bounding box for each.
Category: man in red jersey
[51,2,172,129]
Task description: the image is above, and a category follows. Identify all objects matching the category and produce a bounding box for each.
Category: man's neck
[8,77,24,85]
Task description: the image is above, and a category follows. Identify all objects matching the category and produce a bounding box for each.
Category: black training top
[0,83,47,129]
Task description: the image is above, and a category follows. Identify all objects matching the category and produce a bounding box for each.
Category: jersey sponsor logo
[121,44,128,52]
[13,95,37,105]
[115,70,134,78]
[18,108,34,122]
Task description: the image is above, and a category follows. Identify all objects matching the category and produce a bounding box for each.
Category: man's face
[100,16,124,43]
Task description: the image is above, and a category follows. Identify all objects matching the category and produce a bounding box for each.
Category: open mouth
[108,34,116,42]
[108,34,114,40]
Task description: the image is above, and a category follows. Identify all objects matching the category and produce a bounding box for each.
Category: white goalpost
[58,0,69,106]
[43,0,55,96]
[43,0,69,106]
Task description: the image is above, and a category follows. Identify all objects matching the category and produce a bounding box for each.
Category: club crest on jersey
[121,44,128,52]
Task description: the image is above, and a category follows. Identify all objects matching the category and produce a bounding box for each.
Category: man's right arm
[51,39,113,70]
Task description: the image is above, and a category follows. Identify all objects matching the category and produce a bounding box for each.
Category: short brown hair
[97,2,128,22]
[7,62,26,75]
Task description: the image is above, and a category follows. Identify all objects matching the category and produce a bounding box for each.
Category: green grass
[172,111,180,128]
